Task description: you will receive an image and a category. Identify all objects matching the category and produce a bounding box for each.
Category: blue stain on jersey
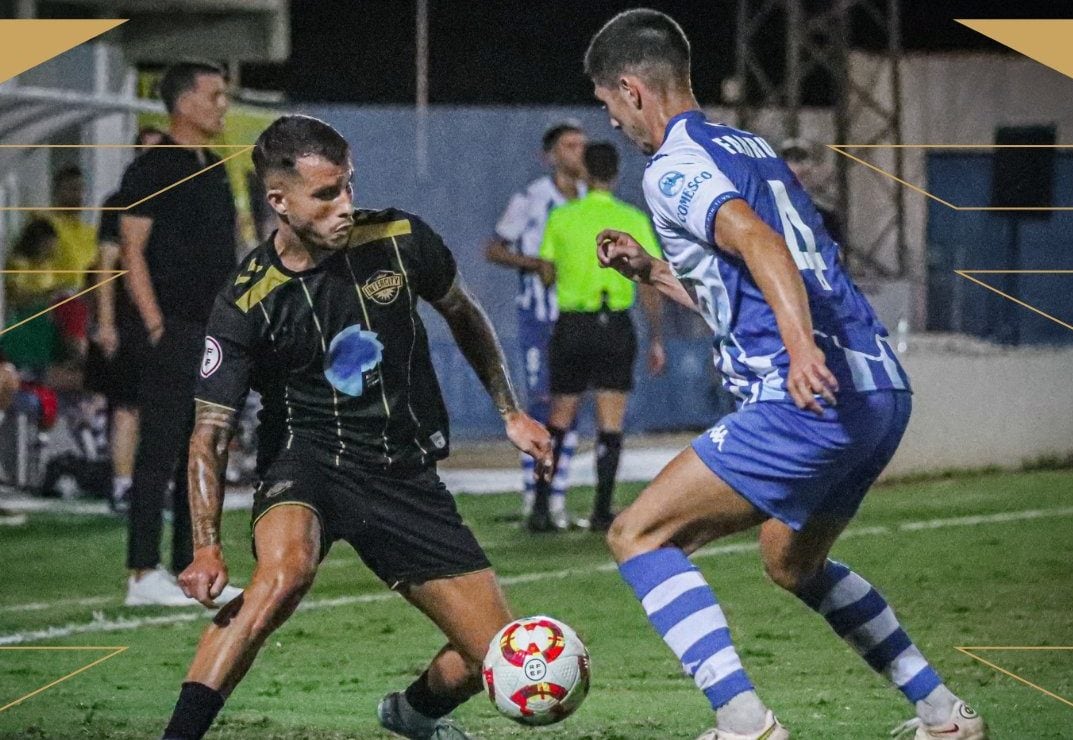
[643,110,910,404]
[324,325,383,397]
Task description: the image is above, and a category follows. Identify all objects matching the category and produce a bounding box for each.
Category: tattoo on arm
[187,401,237,549]
[433,277,520,418]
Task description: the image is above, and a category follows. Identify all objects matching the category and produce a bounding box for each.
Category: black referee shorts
[549,310,637,395]
[251,452,491,589]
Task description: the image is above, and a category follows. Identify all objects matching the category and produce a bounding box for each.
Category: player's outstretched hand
[179,545,230,608]
[505,410,553,482]
[787,344,839,416]
[597,229,653,283]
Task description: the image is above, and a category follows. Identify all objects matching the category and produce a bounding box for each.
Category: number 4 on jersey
[766,179,832,291]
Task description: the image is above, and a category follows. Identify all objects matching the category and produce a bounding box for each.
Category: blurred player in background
[486,121,586,527]
[85,126,166,514]
[585,9,986,740]
[534,141,665,533]
[120,61,241,607]
[161,115,550,740]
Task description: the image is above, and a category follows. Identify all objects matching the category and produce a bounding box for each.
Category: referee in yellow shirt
[533,141,665,532]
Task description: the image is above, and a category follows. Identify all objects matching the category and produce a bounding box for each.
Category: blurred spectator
[2,219,65,374]
[780,138,845,246]
[0,355,28,527]
[84,127,165,514]
[46,165,99,295]
[119,60,238,606]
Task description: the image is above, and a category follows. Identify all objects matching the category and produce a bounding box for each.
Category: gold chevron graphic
[0,19,126,85]
[956,646,1073,710]
[955,271,1073,334]
[956,20,1073,81]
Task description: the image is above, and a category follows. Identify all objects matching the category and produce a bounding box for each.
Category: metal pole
[415,0,429,180]
[786,0,802,139]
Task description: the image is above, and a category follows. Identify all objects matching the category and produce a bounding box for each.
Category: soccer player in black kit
[161,115,552,740]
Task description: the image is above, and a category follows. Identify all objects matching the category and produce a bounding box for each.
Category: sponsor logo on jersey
[658,170,686,196]
[324,325,384,397]
[200,336,222,378]
[361,270,404,305]
[676,171,714,220]
[263,480,295,498]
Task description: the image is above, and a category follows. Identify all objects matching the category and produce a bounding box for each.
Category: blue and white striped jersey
[495,175,585,324]
[643,110,909,404]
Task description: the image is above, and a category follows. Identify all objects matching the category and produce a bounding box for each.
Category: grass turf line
[0,469,1071,738]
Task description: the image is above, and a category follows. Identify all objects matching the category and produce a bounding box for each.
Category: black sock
[532,426,566,516]
[162,682,225,740]
[403,670,461,719]
[594,430,623,519]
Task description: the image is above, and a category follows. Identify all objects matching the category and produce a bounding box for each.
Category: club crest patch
[361,270,404,305]
[200,336,222,378]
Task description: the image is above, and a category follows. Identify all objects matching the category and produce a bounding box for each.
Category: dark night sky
[240,0,1073,105]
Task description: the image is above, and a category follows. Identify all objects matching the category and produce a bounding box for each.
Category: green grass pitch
[1,469,1071,738]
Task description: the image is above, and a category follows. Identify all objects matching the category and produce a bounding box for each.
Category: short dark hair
[542,120,583,152]
[159,60,227,114]
[584,9,692,91]
[252,115,351,181]
[15,218,57,260]
[53,164,83,185]
[584,141,619,182]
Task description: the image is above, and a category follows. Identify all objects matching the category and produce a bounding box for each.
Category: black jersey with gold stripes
[195,208,456,473]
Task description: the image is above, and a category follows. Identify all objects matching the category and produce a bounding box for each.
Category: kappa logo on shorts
[263,480,295,498]
[708,424,729,452]
[361,269,404,305]
[200,336,222,378]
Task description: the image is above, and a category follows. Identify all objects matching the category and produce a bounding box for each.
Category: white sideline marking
[1,506,1071,646]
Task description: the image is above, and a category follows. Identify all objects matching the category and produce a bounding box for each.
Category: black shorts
[250,454,491,589]
[83,322,146,407]
[549,310,637,395]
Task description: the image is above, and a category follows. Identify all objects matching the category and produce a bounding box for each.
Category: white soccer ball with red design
[481,615,590,726]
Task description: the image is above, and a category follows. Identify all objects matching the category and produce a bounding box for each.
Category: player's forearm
[122,248,162,332]
[742,238,816,354]
[187,402,236,550]
[437,283,520,418]
[95,245,119,327]
[648,259,699,313]
[486,240,543,273]
[638,283,664,342]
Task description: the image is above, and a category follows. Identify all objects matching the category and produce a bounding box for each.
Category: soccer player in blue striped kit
[584,10,987,740]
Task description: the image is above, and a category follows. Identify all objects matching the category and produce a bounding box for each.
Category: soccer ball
[482,615,590,726]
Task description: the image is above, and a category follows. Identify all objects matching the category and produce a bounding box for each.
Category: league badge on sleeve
[200,336,223,378]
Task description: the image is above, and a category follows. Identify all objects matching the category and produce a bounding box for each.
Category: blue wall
[306,104,728,437]
[926,152,1073,345]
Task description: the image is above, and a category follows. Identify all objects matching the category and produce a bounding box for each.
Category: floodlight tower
[733,0,906,279]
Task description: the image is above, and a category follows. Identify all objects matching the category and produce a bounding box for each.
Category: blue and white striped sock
[620,548,758,713]
[551,429,577,498]
[796,560,942,703]
[519,453,536,514]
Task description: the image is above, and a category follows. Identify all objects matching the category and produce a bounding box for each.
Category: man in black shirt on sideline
[120,62,242,607]
[160,115,552,740]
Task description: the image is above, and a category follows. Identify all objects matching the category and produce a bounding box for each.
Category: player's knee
[606,510,655,563]
[251,561,316,615]
[762,557,810,593]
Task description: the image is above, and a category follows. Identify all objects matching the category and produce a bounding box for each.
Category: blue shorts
[691,391,912,530]
[517,311,554,421]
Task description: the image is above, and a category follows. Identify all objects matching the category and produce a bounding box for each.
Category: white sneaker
[891,701,987,739]
[124,567,201,607]
[697,711,790,739]
[550,508,571,531]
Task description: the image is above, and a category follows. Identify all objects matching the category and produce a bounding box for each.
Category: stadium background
[0,2,1071,738]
